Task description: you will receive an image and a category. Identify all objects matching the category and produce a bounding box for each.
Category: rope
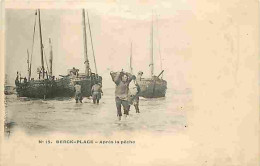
[155,12,163,79]
[43,47,50,75]
[29,10,38,79]
[87,11,98,75]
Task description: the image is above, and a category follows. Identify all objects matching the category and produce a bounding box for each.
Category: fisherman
[137,71,143,81]
[15,72,20,85]
[71,67,76,75]
[91,81,103,104]
[71,67,79,77]
[99,76,102,84]
[15,77,19,86]
[128,75,141,113]
[110,71,134,120]
[74,81,82,103]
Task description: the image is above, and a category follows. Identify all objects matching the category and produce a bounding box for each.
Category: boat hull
[137,78,167,98]
[15,76,100,99]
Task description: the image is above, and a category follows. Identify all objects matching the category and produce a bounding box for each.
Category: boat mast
[130,42,133,74]
[29,10,37,81]
[87,11,98,75]
[150,13,154,78]
[82,9,90,76]
[38,9,45,79]
[156,13,163,79]
[49,38,53,77]
[27,49,30,79]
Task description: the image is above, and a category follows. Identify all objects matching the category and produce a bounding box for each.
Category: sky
[5,3,195,89]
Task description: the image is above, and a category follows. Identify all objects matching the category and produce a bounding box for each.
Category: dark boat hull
[16,76,100,99]
[137,78,167,98]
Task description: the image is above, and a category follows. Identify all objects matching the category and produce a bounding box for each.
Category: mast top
[150,13,154,78]
[82,9,90,76]
[38,9,45,79]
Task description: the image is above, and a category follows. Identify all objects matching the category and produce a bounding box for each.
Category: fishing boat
[15,9,101,99]
[135,13,167,98]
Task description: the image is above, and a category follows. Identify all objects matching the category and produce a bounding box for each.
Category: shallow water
[4,88,192,136]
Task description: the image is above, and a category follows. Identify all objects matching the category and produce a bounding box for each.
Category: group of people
[74,81,103,104]
[15,72,29,85]
[74,70,141,121]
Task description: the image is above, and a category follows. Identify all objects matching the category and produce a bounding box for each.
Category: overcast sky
[5,3,195,89]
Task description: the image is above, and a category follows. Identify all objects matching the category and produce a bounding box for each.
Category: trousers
[115,97,129,116]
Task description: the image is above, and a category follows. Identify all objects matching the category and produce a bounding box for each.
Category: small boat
[4,85,16,95]
[132,13,167,98]
[15,9,101,99]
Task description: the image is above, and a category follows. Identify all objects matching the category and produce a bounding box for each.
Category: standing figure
[71,67,79,76]
[74,82,82,103]
[91,82,103,104]
[137,71,143,81]
[128,76,141,113]
[110,71,133,120]
[24,77,27,83]
[37,67,43,79]
[15,72,20,85]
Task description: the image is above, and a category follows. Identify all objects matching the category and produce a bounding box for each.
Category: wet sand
[4,88,192,137]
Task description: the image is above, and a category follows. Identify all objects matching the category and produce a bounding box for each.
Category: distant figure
[99,76,102,84]
[74,82,82,103]
[15,72,20,85]
[24,77,27,83]
[95,74,99,79]
[128,75,141,113]
[37,67,42,79]
[137,71,143,81]
[16,71,19,79]
[71,67,79,77]
[15,77,19,86]
[110,71,133,120]
[91,82,103,104]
